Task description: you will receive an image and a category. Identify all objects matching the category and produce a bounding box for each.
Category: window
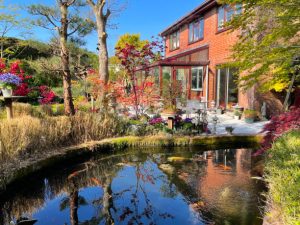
[218,4,242,31]
[189,18,204,43]
[169,30,180,51]
[191,67,203,91]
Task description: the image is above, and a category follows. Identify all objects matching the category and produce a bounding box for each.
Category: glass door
[216,68,238,108]
[175,68,188,100]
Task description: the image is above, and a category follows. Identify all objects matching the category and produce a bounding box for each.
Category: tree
[220,0,300,93]
[115,33,148,51]
[108,34,149,81]
[85,0,111,85]
[28,1,95,115]
[0,0,31,59]
[115,39,163,117]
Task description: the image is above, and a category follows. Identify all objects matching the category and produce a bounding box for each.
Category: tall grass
[264,130,300,225]
[0,103,127,160]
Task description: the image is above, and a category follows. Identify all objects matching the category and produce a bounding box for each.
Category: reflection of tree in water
[115,162,174,224]
[0,149,262,225]
[59,181,88,225]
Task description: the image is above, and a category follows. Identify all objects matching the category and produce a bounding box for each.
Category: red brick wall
[164,6,250,108]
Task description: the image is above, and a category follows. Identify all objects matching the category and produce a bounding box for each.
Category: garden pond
[0,147,265,225]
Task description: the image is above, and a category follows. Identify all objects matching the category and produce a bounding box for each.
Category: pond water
[0,148,264,225]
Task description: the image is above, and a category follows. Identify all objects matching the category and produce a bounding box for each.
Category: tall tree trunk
[86,0,110,107]
[95,12,109,84]
[0,39,3,59]
[60,3,75,116]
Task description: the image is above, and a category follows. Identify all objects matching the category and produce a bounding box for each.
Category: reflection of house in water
[198,149,261,224]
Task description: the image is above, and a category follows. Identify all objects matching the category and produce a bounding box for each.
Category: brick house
[136,0,261,110]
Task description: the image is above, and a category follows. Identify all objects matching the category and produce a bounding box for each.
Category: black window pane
[199,19,204,39]
[218,68,227,107]
[189,23,193,42]
[198,68,203,89]
[192,69,198,89]
[228,68,238,104]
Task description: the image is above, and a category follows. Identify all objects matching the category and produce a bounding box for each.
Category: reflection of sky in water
[0,148,264,225]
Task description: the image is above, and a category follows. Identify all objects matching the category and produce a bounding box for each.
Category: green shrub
[244,109,258,118]
[264,130,300,225]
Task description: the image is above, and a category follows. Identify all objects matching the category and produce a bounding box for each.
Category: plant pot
[1,88,12,97]
[216,108,223,115]
[234,115,240,120]
[245,118,255,123]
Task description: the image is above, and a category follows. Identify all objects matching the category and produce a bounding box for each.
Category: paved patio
[205,113,269,135]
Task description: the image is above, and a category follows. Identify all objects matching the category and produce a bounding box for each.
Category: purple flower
[184,118,193,123]
[0,73,22,87]
[149,117,164,125]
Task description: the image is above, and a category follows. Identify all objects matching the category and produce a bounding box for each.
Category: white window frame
[216,68,238,107]
[169,30,180,51]
[191,66,203,91]
[189,17,204,43]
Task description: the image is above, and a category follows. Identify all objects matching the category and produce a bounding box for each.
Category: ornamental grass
[0,104,127,160]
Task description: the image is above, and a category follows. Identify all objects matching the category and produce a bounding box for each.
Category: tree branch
[86,0,96,7]
[67,0,76,7]
[67,25,81,36]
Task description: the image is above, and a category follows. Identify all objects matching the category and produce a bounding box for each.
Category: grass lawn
[264,130,300,225]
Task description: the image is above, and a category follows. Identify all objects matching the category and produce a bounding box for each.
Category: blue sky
[3,0,204,56]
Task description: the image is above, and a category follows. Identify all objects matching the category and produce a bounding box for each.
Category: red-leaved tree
[115,38,164,117]
[256,106,300,155]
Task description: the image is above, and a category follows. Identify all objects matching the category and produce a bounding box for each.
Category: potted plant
[244,109,257,123]
[161,82,183,117]
[0,73,21,97]
[234,110,242,120]
[216,104,225,115]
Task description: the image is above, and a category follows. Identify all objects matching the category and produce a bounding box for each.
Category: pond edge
[0,134,263,192]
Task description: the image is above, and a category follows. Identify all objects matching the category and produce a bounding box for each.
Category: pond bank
[0,134,262,192]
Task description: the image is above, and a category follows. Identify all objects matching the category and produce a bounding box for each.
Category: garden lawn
[264,130,300,225]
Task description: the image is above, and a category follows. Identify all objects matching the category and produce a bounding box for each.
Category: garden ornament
[212,115,219,134]
[261,102,267,121]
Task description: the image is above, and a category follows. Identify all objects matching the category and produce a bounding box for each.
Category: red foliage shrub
[39,85,56,104]
[256,106,300,155]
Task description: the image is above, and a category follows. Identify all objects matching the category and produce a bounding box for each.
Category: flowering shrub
[0,59,56,101]
[39,86,56,104]
[256,106,300,155]
[149,117,164,125]
[184,118,193,123]
[0,73,22,89]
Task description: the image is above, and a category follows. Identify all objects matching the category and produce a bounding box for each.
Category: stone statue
[261,102,267,120]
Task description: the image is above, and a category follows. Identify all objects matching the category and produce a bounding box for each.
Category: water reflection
[0,148,264,225]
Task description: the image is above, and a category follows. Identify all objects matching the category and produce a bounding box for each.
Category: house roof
[160,0,217,37]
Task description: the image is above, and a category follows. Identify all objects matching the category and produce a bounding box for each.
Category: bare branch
[67,0,76,7]
[86,0,96,7]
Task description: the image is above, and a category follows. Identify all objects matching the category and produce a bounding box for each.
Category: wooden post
[91,96,95,111]
[167,117,174,130]
[159,66,163,96]
[4,98,13,119]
